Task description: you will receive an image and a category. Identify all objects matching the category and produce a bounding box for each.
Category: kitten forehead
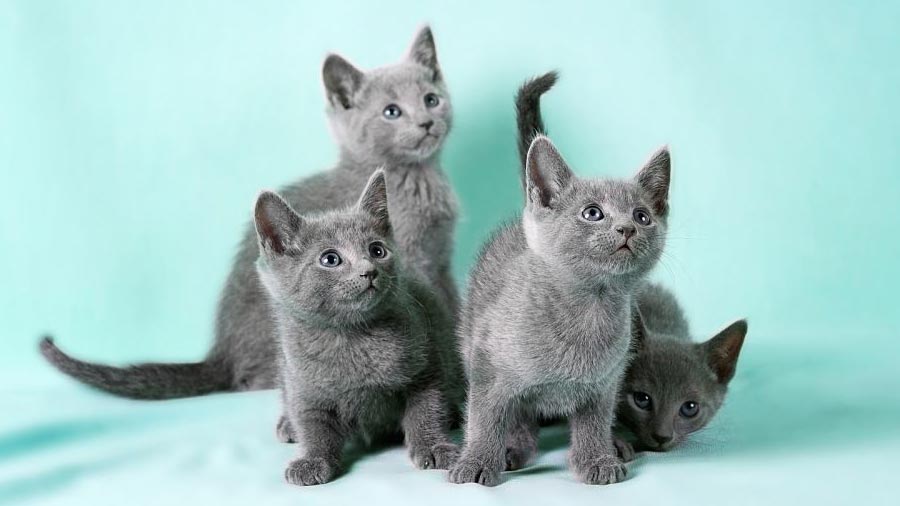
[571,178,648,210]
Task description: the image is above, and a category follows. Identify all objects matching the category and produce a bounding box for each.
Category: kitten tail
[39,337,232,400]
[515,71,559,177]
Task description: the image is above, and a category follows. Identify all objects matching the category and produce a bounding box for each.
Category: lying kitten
[449,131,671,486]
[41,26,459,398]
[257,171,460,485]
[614,282,748,460]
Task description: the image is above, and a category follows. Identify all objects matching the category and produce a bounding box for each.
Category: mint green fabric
[2,1,899,504]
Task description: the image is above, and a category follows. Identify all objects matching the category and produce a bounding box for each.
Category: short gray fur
[449,74,671,487]
[256,171,461,486]
[615,282,748,459]
[40,26,459,399]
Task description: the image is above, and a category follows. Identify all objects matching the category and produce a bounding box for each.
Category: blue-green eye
[633,392,652,410]
[581,205,604,221]
[633,208,652,226]
[319,251,342,267]
[368,242,388,259]
[680,401,699,418]
[424,93,440,108]
[383,104,402,119]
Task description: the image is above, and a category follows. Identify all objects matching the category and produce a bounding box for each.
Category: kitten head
[522,135,671,284]
[618,317,748,451]
[254,170,401,325]
[323,26,452,166]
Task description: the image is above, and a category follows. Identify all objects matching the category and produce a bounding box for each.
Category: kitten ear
[630,303,648,352]
[254,191,304,256]
[524,135,574,208]
[322,54,364,109]
[407,25,442,82]
[634,146,671,217]
[701,319,748,384]
[356,169,391,236]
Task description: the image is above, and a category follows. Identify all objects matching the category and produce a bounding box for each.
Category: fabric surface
[3,336,897,506]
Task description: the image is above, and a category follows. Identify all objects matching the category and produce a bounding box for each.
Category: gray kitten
[256,171,460,486]
[449,129,671,486]
[614,282,747,461]
[40,26,459,398]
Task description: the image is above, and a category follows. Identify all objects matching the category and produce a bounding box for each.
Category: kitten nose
[360,269,378,280]
[419,120,434,131]
[652,433,672,446]
[616,224,636,238]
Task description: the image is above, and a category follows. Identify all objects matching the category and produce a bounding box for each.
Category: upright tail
[39,337,233,400]
[515,71,558,176]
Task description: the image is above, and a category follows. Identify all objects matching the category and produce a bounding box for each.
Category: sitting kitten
[256,171,460,486]
[614,282,748,460]
[40,26,459,398]
[449,129,671,486]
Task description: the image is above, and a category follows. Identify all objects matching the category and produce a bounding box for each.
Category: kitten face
[323,26,452,166]
[522,136,670,282]
[618,320,748,451]
[255,171,401,324]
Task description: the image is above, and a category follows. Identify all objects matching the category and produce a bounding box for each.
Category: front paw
[448,457,502,486]
[284,457,338,486]
[571,455,627,485]
[504,446,534,471]
[613,437,635,463]
[410,442,460,470]
[276,416,296,443]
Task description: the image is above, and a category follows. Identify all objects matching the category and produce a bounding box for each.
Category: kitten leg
[275,414,296,443]
[402,383,459,470]
[613,436,635,463]
[568,396,627,485]
[448,385,510,486]
[284,408,346,486]
[504,412,538,471]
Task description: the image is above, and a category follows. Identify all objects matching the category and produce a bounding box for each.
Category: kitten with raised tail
[40,25,459,398]
[614,282,748,461]
[256,170,460,485]
[449,102,671,485]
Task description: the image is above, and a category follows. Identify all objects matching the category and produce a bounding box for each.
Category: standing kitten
[614,283,748,460]
[41,26,459,398]
[257,171,460,485]
[449,131,671,486]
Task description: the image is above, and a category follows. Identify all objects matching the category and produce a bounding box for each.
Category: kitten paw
[613,437,635,463]
[504,446,535,471]
[410,442,460,470]
[448,458,501,486]
[572,456,627,485]
[275,416,296,444]
[284,457,338,486]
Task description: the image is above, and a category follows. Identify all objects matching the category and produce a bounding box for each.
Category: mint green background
[1,1,899,505]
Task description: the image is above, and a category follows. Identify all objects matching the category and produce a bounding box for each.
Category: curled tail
[515,71,558,175]
[39,337,232,400]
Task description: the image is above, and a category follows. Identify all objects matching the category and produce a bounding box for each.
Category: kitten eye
[319,251,342,268]
[581,205,605,222]
[383,104,402,119]
[632,392,652,410]
[424,93,440,108]
[633,208,652,226]
[368,242,389,259]
[680,401,699,418]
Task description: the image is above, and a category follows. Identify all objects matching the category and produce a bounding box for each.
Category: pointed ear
[525,135,574,208]
[701,319,748,384]
[356,169,391,236]
[254,192,304,256]
[630,303,648,352]
[322,54,364,109]
[407,25,442,82]
[634,146,671,217]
